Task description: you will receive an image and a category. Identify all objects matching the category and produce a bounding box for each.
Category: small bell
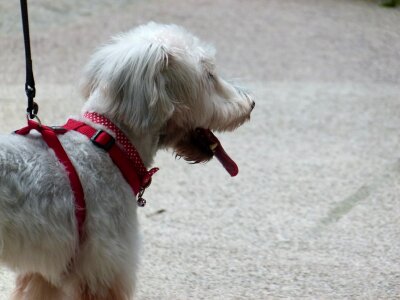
[137,197,146,207]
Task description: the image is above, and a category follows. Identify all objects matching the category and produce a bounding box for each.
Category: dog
[0,22,254,299]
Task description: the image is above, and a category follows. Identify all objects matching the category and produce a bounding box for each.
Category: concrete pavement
[0,0,399,298]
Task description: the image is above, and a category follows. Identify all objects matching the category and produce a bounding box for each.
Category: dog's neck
[111,118,159,168]
[82,93,160,168]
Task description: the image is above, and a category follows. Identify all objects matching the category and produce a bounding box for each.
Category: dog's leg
[12,273,65,300]
[77,278,133,300]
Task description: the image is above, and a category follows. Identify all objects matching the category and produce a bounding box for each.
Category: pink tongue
[195,128,239,177]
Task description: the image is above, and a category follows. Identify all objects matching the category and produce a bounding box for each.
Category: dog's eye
[208,72,216,80]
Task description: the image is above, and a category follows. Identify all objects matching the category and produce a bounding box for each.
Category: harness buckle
[91,129,115,151]
[50,126,67,134]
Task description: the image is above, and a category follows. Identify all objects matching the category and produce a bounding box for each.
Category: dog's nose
[251,101,255,110]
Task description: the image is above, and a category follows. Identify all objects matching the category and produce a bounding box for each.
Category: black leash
[20,0,38,119]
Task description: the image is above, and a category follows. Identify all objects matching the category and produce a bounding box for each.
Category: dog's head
[82,22,254,165]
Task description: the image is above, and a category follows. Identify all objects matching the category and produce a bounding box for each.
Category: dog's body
[1,130,139,299]
[1,23,254,299]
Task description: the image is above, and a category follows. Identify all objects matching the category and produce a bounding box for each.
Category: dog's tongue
[194,128,239,177]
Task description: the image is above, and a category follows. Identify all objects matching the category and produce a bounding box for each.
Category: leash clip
[25,84,36,98]
[26,100,39,120]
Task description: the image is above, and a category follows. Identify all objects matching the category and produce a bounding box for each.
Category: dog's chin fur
[168,130,215,164]
[2,22,254,299]
[174,131,215,163]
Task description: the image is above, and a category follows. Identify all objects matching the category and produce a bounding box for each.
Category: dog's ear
[81,39,175,131]
[117,43,175,130]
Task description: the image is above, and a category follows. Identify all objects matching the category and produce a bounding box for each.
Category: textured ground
[0,0,400,299]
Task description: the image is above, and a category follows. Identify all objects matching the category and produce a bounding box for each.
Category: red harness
[15,112,158,242]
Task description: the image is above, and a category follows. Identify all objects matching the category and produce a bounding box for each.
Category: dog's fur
[0,22,254,299]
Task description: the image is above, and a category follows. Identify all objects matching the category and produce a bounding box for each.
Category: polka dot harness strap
[63,112,159,207]
[83,112,154,180]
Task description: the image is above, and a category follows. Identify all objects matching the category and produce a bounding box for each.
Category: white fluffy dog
[1,22,254,299]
